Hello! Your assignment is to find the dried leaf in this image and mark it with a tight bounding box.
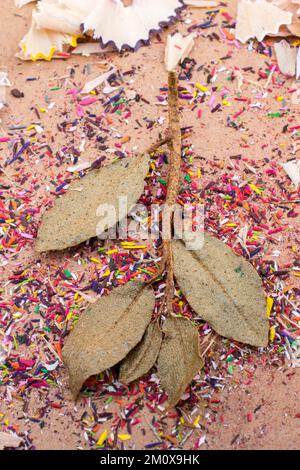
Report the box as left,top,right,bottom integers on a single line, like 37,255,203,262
235,0,292,43
172,233,269,347
157,317,204,407
274,40,297,76
0,431,22,450
36,154,149,252
63,282,155,397
119,322,163,384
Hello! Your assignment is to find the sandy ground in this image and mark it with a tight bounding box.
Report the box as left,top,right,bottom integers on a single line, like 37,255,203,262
0,0,299,450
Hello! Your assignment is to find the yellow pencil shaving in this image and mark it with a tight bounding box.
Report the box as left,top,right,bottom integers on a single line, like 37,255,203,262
249,183,263,195
96,430,108,446
66,311,73,321
193,416,201,427
106,249,118,255
269,326,276,342
266,297,274,317
196,83,208,93
122,245,146,249
118,433,131,441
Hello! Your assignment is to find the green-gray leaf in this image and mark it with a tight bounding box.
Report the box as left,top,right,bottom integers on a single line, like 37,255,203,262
172,233,269,347
157,316,204,407
119,322,163,384
36,154,149,251
63,282,155,398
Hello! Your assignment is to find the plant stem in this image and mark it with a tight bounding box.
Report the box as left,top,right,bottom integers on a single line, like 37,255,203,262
145,136,171,155
162,71,181,313
166,72,181,207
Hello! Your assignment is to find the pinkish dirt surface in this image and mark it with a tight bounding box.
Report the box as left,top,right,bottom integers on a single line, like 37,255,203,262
0,0,299,450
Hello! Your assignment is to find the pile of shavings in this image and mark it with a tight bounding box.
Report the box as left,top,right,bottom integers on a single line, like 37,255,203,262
15,0,224,61
235,0,300,43
16,0,185,60
235,0,300,78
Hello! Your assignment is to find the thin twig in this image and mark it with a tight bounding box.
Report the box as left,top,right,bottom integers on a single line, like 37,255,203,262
143,73,181,312
145,136,171,155
162,71,182,314
165,72,181,206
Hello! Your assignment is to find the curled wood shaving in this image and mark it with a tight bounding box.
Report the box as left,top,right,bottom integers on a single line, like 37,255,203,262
274,40,297,76
0,431,22,450
235,0,292,43
165,32,196,72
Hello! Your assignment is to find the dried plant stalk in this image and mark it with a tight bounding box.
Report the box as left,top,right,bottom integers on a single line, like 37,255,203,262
162,71,182,312
166,71,181,206
145,136,171,155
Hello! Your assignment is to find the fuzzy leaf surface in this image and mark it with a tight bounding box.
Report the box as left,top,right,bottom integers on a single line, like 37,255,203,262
119,322,163,384
172,233,269,347
157,316,203,407
63,282,154,397
36,154,149,251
